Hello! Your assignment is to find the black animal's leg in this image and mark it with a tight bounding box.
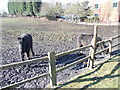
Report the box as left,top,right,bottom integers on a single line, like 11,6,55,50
26,51,30,60
30,39,35,57
31,49,35,57
21,52,25,61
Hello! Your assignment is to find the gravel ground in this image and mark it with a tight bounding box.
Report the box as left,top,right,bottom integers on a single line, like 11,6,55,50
0,17,119,88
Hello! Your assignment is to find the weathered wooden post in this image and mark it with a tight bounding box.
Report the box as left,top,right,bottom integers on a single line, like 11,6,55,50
48,51,57,88
88,25,98,69
109,37,112,58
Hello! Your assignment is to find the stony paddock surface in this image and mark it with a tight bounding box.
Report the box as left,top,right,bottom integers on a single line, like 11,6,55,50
0,17,119,88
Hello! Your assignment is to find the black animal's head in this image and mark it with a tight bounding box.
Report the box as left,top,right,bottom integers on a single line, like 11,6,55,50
18,36,22,44
18,36,21,40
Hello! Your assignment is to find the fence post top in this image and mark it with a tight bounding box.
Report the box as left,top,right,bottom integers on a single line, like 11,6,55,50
109,37,113,40
94,25,98,34
94,25,98,28
48,51,56,55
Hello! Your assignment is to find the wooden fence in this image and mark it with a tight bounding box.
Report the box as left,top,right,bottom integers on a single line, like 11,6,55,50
0,25,120,89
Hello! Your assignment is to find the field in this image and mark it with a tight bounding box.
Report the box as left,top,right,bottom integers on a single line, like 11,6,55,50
0,17,119,88
1,17,94,64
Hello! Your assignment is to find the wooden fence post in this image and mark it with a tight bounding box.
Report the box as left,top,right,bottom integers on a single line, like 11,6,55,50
109,37,112,58
88,25,98,69
48,51,57,88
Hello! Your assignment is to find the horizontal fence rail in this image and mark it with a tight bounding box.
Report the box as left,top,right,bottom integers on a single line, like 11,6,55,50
112,43,120,48
2,73,49,89
55,44,92,58
96,39,110,45
57,56,91,72
112,34,120,40
0,56,48,71
95,47,109,55
96,35,120,45
0,27,120,89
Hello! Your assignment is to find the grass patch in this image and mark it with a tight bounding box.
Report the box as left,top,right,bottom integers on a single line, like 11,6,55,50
57,55,120,89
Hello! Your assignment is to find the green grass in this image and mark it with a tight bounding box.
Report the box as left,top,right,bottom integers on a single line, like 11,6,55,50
56,55,120,89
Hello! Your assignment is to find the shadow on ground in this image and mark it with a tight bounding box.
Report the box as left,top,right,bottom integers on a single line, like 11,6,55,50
56,53,87,68
111,50,120,55
56,51,120,89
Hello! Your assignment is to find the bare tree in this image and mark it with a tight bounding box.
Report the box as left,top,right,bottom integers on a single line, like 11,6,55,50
54,2,64,16
40,2,53,17
40,2,64,19
64,1,92,19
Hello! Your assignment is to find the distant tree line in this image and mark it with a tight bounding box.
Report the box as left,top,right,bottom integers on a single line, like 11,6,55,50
7,0,93,21
41,1,92,20
8,0,42,17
